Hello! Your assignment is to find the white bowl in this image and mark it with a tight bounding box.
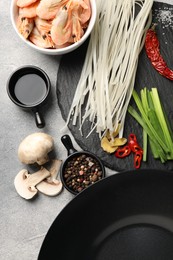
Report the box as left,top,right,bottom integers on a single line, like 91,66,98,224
10,0,96,55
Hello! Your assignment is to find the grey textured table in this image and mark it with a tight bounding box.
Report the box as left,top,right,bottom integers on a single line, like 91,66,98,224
0,1,171,259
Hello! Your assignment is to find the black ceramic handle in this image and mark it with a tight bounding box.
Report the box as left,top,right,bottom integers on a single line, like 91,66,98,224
61,135,77,156
34,111,45,128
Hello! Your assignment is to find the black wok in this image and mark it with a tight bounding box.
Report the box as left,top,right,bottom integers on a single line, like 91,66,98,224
38,169,173,259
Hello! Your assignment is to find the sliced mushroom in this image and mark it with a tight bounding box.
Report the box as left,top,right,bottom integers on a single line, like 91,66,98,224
18,132,54,165
36,159,63,196
14,167,50,199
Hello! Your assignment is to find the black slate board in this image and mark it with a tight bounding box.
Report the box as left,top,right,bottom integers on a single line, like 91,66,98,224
56,1,173,171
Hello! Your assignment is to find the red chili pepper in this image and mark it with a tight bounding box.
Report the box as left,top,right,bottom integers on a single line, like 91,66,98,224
128,133,137,143
130,143,143,154
128,134,143,153
145,24,173,80
115,145,131,158
115,134,143,169
134,151,143,169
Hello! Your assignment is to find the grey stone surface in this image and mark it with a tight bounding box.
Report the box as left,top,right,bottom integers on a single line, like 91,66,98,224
0,1,171,259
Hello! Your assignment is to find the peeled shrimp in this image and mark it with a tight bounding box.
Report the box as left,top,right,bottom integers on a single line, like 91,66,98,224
17,0,38,8
29,27,55,48
36,0,68,20
51,6,72,46
18,1,40,19
17,16,34,39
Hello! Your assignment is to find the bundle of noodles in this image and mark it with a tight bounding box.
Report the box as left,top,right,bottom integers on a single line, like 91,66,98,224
65,0,154,138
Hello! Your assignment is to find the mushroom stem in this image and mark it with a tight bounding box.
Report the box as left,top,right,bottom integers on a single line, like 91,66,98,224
26,167,51,187
36,159,63,196
47,159,62,183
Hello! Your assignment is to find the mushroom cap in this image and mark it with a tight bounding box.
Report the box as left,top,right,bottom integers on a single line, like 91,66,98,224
14,167,51,199
18,132,54,165
14,169,38,199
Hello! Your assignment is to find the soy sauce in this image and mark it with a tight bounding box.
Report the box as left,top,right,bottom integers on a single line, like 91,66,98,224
14,74,47,106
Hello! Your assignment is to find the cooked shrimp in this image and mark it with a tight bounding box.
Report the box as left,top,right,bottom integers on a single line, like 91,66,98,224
51,6,72,45
17,0,38,8
71,11,84,42
35,17,52,34
29,27,55,48
68,0,86,42
18,1,40,19
16,0,91,49
79,0,91,25
71,18,84,42
17,16,34,39
34,17,55,47
36,0,68,20
55,42,72,48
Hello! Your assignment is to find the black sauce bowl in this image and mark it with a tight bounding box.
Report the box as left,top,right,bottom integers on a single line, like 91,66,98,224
6,65,51,128
60,135,106,195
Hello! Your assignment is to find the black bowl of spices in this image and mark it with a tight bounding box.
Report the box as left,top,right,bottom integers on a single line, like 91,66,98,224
60,135,106,195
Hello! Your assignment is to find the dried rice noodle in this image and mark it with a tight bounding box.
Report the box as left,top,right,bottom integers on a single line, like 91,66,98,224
64,0,153,138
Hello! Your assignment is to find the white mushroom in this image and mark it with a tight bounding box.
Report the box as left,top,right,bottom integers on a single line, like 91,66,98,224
18,132,54,165
36,159,63,196
14,167,51,199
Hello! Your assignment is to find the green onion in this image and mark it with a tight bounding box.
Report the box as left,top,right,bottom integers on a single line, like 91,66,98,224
140,88,148,162
132,89,169,153
128,88,173,163
150,88,173,158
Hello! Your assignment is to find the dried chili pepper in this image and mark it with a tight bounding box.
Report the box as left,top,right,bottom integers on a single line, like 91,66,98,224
145,24,173,80
115,145,131,158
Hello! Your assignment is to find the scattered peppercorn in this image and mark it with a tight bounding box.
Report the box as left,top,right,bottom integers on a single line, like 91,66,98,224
63,154,103,193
